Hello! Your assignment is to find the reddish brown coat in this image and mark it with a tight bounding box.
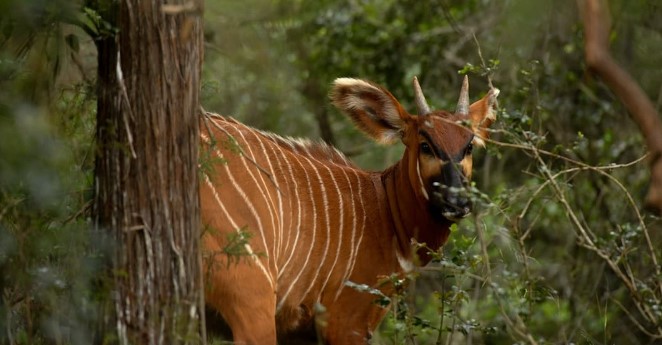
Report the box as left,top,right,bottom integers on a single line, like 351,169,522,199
201,77,499,344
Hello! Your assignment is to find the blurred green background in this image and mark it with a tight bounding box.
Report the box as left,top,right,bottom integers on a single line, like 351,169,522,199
1,0,661,343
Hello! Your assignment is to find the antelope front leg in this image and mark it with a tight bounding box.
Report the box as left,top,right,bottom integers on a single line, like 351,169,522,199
203,235,277,345
324,290,390,344
206,266,278,344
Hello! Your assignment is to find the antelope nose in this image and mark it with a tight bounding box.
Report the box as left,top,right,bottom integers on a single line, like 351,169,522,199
432,182,472,220
447,193,469,209
446,190,471,215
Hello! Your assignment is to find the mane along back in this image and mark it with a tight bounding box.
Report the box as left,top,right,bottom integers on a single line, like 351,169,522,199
204,112,356,168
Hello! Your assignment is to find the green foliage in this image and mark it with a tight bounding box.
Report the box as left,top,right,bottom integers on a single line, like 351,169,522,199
0,1,108,343
198,131,227,178
202,225,267,283
0,53,104,345
220,227,263,268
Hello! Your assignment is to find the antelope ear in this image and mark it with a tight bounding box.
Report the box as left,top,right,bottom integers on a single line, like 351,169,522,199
469,88,500,146
331,78,411,145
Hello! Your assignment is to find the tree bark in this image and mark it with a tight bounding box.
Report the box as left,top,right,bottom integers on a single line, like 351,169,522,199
93,0,205,343
581,0,662,215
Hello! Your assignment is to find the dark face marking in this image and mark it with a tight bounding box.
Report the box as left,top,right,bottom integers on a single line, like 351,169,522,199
419,130,449,161
412,113,476,221
419,130,474,162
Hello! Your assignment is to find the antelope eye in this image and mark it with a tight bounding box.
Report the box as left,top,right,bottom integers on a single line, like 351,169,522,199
466,143,473,156
420,142,433,155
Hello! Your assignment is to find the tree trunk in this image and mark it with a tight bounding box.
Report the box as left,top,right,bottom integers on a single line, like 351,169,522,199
581,0,662,215
302,78,337,146
93,0,205,343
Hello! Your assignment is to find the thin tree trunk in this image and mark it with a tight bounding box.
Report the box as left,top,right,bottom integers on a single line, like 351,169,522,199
93,0,205,343
581,0,662,215
302,78,336,145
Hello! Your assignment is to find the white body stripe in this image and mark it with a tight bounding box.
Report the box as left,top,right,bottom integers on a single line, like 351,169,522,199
292,154,331,304
343,170,367,284
273,143,301,279
200,137,274,288
207,124,276,273
315,160,344,297
277,151,305,278
250,130,285,267
334,167,358,300
233,128,279,273
276,154,318,311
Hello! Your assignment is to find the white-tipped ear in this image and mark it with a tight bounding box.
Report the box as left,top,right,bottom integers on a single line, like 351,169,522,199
469,87,500,145
331,78,410,144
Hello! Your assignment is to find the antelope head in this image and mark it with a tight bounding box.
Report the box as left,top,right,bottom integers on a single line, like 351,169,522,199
331,76,499,221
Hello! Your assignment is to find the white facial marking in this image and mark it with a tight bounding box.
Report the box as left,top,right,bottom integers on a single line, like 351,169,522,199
416,160,429,200
396,248,414,273
472,136,486,148
486,88,500,121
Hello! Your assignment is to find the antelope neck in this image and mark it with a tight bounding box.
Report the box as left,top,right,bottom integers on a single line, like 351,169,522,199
381,159,424,264
381,155,453,266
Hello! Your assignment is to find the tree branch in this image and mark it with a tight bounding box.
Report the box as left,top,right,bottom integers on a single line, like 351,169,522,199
580,0,662,214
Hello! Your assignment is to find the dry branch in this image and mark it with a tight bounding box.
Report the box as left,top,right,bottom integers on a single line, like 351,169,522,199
580,0,662,214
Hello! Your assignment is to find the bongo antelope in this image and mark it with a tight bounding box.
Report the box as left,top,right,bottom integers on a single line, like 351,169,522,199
200,76,499,344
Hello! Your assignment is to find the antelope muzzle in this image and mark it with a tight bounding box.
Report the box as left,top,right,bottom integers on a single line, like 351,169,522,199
431,163,472,221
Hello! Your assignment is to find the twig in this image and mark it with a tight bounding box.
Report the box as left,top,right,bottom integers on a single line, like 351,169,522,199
517,153,647,241
527,144,661,333
62,199,92,225
2,292,13,345
486,131,651,176
0,197,23,223
498,135,660,296
611,298,662,339
474,219,539,345
439,0,462,35
472,32,494,89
